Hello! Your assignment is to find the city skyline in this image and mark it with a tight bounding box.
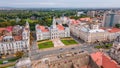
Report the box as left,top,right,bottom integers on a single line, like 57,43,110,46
0,0,120,8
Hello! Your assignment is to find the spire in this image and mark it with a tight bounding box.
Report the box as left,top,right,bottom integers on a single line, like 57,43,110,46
25,20,29,28
52,17,56,28
26,20,29,26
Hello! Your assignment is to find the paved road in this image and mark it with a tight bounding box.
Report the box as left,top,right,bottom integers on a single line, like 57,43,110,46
30,43,98,60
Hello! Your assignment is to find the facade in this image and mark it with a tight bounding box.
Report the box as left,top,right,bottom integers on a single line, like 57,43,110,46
87,11,96,18
70,19,120,43
103,13,120,27
0,22,30,55
105,28,120,41
70,20,107,43
36,17,70,41
109,35,120,64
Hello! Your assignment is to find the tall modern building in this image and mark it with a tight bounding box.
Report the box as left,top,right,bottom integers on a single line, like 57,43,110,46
103,13,120,27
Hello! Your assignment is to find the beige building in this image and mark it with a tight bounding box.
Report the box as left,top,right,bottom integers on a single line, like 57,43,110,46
70,20,107,43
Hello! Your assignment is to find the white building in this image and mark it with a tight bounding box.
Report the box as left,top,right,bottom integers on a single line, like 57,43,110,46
36,17,70,41
0,21,30,55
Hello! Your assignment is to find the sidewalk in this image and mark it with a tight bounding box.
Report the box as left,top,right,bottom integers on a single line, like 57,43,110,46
52,39,65,47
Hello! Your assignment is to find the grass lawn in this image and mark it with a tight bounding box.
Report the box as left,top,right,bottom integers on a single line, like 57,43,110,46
61,39,78,45
0,65,14,68
0,57,19,64
94,44,112,49
38,41,54,49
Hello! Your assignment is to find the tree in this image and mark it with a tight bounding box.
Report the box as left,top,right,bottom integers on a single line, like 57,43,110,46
115,24,120,28
15,51,24,58
30,32,34,46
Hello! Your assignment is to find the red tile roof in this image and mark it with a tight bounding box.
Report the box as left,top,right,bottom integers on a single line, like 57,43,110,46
80,17,91,21
6,26,13,32
37,25,49,32
90,52,103,66
102,53,120,68
108,28,120,33
0,28,6,33
71,19,80,25
57,24,64,31
91,52,120,68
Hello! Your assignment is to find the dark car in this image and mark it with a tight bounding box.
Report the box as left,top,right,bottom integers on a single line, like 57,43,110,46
71,48,75,49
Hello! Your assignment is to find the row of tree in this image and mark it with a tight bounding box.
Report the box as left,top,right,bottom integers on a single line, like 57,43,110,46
0,10,77,31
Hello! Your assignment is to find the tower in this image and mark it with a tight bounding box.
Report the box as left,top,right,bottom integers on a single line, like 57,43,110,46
25,20,30,28
52,17,56,28
22,21,30,40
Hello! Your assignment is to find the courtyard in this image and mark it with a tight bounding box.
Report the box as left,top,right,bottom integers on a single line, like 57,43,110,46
37,37,78,49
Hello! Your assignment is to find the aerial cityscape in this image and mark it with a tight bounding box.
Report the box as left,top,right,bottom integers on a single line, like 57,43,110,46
0,0,120,68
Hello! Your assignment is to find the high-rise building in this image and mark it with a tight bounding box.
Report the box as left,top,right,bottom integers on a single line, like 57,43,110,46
103,13,120,27
87,11,96,18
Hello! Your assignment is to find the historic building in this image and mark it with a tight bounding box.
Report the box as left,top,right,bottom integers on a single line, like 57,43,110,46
109,35,120,64
36,17,70,41
70,19,120,43
70,19,107,43
0,21,30,55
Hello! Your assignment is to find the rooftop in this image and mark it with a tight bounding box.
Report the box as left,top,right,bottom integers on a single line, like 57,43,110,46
79,17,91,21
37,25,49,32
107,28,120,33
57,24,64,31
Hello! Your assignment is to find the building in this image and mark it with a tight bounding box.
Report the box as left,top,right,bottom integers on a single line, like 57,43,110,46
36,17,70,41
77,11,84,17
103,13,120,27
87,11,96,18
70,18,120,43
32,51,99,68
109,35,120,64
70,20,107,43
79,17,91,22
0,21,30,55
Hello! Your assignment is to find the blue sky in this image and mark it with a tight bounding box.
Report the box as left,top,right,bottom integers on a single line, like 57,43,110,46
0,0,120,8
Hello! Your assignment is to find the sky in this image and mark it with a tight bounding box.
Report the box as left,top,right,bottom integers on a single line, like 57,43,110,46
0,0,120,8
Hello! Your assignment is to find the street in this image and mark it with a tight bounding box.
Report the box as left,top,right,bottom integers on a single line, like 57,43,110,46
30,43,98,60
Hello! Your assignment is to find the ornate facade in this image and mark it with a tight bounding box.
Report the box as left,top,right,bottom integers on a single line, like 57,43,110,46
0,21,30,55
36,17,70,41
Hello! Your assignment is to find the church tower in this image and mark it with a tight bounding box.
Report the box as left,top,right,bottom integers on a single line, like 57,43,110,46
22,21,30,40
52,17,56,28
